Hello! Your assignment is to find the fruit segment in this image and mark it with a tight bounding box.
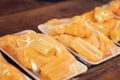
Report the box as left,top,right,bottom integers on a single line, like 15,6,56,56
17,47,56,70
107,0,120,16
94,7,114,22
45,19,69,36
97,32,115,57
55,34,75,47
84,33,100,49
29,39,56,57
70,37,103,62
40,56,79,80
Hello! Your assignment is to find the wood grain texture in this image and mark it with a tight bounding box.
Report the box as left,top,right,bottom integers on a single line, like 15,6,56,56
78,55,120,80
0,0,53,16
0,0,120,80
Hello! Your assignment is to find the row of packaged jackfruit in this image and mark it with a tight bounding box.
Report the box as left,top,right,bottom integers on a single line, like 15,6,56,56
0,0,120,80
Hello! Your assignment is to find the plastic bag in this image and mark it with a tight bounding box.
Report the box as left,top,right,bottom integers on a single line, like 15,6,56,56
0,32,87,80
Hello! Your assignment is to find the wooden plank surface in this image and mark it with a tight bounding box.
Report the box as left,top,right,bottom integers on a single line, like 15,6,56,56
0,0,53,16
0,0,120,80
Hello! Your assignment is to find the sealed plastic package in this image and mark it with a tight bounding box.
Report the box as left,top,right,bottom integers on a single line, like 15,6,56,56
0,31,87,80
38,0,120,66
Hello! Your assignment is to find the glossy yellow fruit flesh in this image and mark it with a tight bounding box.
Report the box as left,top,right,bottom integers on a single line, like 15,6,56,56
0,54,26,80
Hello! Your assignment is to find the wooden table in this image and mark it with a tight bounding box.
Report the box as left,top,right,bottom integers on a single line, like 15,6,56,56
0,0,120,80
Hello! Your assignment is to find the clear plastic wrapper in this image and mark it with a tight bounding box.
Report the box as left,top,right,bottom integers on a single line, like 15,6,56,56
0,52,30,80
38,23,120,66
38,0,120,66
0,30,87,80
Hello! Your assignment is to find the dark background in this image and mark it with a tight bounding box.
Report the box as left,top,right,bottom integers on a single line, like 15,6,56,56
0,0,111,16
